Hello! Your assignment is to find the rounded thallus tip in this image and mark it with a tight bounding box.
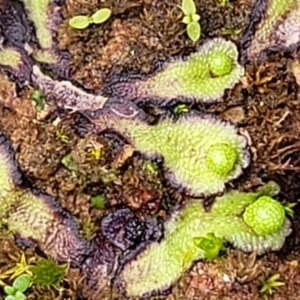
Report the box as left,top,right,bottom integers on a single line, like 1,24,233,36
206,143,238,176
243,196,286,236
209,52,233,77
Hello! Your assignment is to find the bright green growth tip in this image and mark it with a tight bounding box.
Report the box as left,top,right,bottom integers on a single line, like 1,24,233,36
180,0,201,41
206,143,238,176
209,52,233,76
243,196,286,236
194,232,224,260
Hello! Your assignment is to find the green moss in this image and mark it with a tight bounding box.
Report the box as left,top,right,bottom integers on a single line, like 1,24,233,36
119,182,291,298
133,38,244,102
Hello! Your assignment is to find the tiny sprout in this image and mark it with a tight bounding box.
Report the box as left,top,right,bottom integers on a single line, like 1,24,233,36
31,90,44,111
61,154,78,175
174,104,190,114
2,252,35,280
180,0,201,42
55,128,69,143
282,202,297,218
79,216,98,241
69,8,112,30
209,52,233,76
260,273,284,297
194,232,224,260
68,16,90,29
143,161,158,174
206,143,237,176
187,22,201,42
218,0,232,8
12,275,31,293
88,141,103,161
91,8,112,24
91,195,106,209
243,196,286,236
3,274,31,300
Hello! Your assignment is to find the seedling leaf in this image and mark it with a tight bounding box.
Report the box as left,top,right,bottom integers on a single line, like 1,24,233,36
187,21,201,42
181,0,196,15
91,8,112,24
69,16,90,29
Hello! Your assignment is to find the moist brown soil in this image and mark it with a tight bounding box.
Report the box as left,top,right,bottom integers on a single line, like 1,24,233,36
1,0,300,299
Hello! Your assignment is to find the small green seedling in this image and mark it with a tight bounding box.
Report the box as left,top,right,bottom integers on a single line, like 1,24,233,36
69,8,112,29
218,0,232,8
31,90,44,111
260,273,284,299
3,274,31,300
61,154,78,175
194,232,224,260
180,0,201,42
174,104,190,114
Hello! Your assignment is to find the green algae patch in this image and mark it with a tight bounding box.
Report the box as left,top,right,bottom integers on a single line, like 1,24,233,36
118,182,291,298
96,107,250,197
105,38,244,103
242,0,300,60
